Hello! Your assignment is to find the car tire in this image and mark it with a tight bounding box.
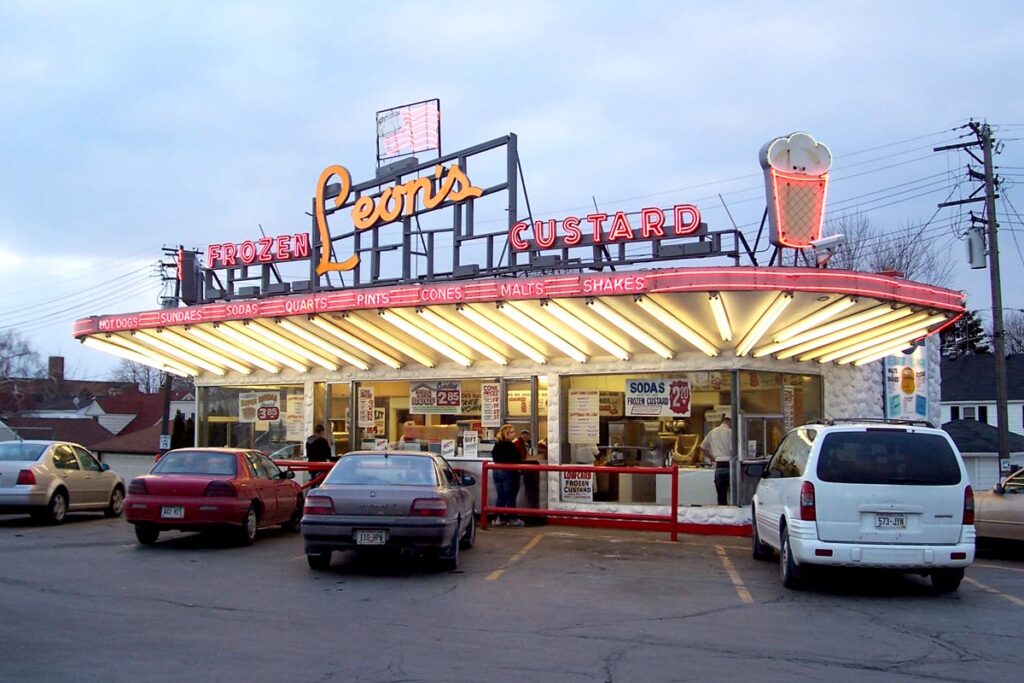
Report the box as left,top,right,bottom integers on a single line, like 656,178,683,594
307,551,332,570
135,524,159,545
438,519,461,571
104,486,125,518
751,508,771,561
780,527,804,590
460,515,476,550
931,568,964,593
45,490,68,525
281,495,303,533
238,505,258,546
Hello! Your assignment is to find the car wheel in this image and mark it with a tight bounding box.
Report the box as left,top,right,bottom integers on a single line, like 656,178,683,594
438,519,461,570
751,508,771,561
134,525,159,545
460,515,476,550
931,568,964,593
104,486,125,518
780,527,803,589
281,495,303,533
45,490,68,525
307,551,332,570
238,505,258,546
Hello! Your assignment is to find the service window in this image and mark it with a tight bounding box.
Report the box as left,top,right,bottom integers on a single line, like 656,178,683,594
52,445,80,470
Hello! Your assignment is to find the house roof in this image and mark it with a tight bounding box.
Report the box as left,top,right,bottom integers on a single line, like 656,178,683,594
941,419,1024,454
940,354,1024,402
3,417,114,449
87,392,191,434
91,423,162,456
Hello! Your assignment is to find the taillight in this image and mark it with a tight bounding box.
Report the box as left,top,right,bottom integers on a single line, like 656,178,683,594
799,481,816,521
128,478,148,495
16,469,36,486
203,481,237,497
963,485,974,525
410,498,447,517
304,496,335,516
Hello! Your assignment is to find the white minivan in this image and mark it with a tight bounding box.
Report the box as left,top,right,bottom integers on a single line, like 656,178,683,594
751,420,975,592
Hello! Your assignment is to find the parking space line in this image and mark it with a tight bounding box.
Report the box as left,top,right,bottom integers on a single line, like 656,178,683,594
487,533,543,582
973,563,1024,574
715,545,753,604
964,577,1024,608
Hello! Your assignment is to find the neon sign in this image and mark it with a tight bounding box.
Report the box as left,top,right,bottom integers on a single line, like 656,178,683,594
315,163,483,275
207,234,310,268
510,204,701,251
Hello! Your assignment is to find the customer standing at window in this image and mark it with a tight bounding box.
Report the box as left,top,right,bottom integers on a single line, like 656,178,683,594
491,424,525,527
305,424,332,487
700,416,732,505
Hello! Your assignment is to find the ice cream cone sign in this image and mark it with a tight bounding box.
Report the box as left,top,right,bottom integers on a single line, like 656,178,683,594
760,132,833,249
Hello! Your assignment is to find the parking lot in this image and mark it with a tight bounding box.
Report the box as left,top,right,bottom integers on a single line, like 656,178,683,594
1,512,1022,683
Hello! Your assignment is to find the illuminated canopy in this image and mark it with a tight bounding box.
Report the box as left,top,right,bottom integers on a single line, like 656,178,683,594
74,266,964,378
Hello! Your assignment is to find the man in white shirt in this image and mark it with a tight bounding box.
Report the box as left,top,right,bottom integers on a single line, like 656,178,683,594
700,416,732,505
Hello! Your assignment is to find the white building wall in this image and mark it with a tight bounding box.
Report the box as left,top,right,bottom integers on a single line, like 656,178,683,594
940,401,1024,435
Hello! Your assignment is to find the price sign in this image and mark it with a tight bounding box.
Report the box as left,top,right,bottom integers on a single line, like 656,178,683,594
257,406,280,421
668,380,691,416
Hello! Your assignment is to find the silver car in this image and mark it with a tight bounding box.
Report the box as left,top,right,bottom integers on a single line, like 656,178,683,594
301,451,476,570
0,440,126,523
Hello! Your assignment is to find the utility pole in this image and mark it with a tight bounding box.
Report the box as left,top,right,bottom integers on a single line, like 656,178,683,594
936,121,1008,474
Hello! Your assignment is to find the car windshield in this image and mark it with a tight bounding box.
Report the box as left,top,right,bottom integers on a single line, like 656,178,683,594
0,442,47,462
152,451,238,476
816,431,961,485
325,454,437,486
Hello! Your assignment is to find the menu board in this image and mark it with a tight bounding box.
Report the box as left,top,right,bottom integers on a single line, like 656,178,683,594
285,394,305,441
481,383,501,427
410,381,463,415
568,389,600,444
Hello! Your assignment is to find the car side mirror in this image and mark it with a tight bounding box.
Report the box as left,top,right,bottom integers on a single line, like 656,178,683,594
102,463,110,471
281,470,296,480
461,474,477,487
993,483,1005,495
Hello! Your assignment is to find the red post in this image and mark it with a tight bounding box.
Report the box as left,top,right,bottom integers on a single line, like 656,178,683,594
480,461,489,530
670,464,679,542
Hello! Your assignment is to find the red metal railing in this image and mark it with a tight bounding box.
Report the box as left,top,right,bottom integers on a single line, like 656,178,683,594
273,460,335,491
481,462,679,541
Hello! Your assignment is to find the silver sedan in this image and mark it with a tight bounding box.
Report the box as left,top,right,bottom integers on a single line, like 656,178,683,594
0,440,125,523
301,451,476,570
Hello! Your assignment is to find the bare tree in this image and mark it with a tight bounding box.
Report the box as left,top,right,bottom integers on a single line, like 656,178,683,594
0,331,43,380
823,213,955,287
111,359,163,393
1000,311,1024,355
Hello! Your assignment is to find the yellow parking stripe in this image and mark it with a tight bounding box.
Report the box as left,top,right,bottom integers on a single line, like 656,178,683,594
487,533,543,582
964,577,1024,608
716,545,753,603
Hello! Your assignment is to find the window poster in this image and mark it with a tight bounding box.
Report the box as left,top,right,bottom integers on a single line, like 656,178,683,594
481,383,501,427
410,381,463,415
568,389,600,444
560,470,594,502
624,378,692,417
358,387,376,427
884,342,928,420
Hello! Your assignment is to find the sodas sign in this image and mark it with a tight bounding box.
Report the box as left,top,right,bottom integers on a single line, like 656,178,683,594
625,378,692,418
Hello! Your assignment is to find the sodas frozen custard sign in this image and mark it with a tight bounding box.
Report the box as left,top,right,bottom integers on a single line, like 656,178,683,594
760,132,832,248
625,378,692,417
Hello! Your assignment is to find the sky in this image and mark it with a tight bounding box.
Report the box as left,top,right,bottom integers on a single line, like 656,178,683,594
2,1,1023,380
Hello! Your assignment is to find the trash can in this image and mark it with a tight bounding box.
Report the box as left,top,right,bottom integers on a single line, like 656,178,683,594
738,458,770,506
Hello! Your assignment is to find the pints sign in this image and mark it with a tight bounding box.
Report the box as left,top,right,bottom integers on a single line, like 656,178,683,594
315,163,483,275
510,205,701,252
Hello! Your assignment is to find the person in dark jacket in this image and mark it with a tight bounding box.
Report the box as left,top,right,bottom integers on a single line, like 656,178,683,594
305,424,331,487
490,424,524,527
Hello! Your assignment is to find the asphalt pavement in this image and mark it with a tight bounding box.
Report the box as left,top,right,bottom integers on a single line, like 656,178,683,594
1,512,1022,683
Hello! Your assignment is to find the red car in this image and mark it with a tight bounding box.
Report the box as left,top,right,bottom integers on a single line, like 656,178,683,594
125,448,304,546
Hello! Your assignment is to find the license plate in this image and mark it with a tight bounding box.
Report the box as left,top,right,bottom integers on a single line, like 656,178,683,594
355,529,387,545
161,506,185,519
875,513,906,529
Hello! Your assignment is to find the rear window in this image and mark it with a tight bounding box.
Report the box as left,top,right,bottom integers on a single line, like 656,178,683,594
152,451,238,476
816,431,962,485
326,454,437,486
0,442,47,462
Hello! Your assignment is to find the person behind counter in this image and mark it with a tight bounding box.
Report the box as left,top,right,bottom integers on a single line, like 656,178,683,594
491,424,525,527
700,416,732,505
514,429,531,459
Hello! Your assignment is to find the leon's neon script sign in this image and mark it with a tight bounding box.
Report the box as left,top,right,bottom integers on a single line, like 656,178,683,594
315,163,483,275
510,204,701,251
